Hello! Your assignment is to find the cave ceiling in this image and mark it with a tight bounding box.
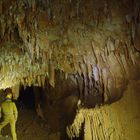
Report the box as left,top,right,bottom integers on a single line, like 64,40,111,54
0,0,140,104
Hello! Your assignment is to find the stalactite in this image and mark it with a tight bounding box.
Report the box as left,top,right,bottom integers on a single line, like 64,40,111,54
106,37,115,55
0,15,6,38
28,76,32,87
103,2,112,23
92,65,100,83
76,0,80,19
37,75,41,86
20,77,25,87
31,37,36,60
47,0,52,21
101,68,109,102
75,74,84,100
49,61,55,87
91,41,101,64
0,1,2,15
36,44,40,60
31,0,36,12
86,63,93,91
115,54,126,75
120,54,128,76
131,21,136,45
80,62,88,99
77,62,82,76
41,75,46,88
129,50,136,65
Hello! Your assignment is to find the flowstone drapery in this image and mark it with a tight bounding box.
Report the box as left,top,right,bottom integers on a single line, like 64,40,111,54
67,105,122,140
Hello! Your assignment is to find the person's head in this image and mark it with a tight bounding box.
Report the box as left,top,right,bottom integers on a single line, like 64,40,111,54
5,88,13,99
6,93,13,99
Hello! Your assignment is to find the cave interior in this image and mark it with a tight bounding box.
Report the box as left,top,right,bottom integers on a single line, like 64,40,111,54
0,0,140,140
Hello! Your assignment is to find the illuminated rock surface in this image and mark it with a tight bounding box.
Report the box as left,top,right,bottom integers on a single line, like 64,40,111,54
0,0,140,139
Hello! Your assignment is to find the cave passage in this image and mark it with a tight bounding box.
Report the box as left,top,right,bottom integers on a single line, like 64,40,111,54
18,86,35,110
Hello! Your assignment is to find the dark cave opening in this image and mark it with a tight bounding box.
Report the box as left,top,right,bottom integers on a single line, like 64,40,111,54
14,86,50,140
17,86,35,110
17,85,46,120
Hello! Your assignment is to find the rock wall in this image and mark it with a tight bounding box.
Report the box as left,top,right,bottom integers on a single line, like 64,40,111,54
67,80,140,140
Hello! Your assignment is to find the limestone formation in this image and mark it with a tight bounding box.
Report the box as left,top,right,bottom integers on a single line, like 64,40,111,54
0,0,140,140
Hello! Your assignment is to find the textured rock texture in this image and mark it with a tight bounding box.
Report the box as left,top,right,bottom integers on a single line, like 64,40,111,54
0,0,140,139
0,0,139,94
67,80,140,140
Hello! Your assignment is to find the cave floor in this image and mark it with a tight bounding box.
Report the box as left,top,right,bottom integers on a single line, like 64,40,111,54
2,105,60,140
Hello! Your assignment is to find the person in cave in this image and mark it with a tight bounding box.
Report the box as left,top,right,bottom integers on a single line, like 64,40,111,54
0,88,18,140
